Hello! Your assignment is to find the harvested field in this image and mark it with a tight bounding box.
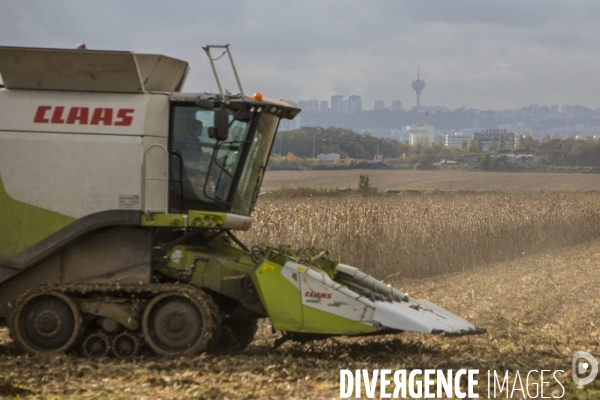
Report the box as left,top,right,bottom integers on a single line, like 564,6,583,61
0,239,599,399
261,169,600,192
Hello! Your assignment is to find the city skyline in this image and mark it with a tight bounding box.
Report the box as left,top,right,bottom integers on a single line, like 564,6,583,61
296,92,596,114
279,98,600,142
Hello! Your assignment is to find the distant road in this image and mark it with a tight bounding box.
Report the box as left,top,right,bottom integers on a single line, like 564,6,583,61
261,169,600,191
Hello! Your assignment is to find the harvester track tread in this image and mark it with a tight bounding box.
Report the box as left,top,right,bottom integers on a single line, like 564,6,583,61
9,283,222,357
9,288,83,355
142,288,221,356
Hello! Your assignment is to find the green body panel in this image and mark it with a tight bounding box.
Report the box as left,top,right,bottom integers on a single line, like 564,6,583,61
0,176,75,262
141,211,226,229
300,306,377,335
79,300,139,331
252,261,304,331
263,246,338,279
160,239,265,314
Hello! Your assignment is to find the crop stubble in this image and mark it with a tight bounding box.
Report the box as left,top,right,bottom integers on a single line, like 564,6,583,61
262,169,600,192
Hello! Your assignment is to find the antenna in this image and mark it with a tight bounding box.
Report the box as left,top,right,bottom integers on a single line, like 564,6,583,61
202,44,245,100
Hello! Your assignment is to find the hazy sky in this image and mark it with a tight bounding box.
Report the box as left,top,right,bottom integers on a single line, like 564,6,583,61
2,1,600,110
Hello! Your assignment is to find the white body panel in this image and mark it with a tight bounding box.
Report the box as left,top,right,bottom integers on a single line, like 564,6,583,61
371,299,477,334
282,261,479,335
0,47,189,93
0,89,167,136
0,88,169,218
281,262,375,324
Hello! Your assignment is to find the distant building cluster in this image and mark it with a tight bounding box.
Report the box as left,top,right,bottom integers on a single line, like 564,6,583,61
296,95,404,115
295,71,448,116
333,95,363,114
317,153,340,163
297,100,328,112
445,129,516,152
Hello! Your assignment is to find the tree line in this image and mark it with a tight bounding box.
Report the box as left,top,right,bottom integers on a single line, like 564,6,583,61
273,126,600,166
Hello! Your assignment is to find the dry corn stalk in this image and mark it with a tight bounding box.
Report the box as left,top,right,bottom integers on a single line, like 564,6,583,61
239,191,600,279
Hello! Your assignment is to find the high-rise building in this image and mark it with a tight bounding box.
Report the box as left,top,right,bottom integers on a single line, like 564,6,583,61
411,69,426,108
445,132,471,148
348,95,362,114
297,100,325,112
331,95,343,113
392,100,403,111
472,129,515,152
319,100,329,111
573,105,592,120
342,99,350,114
374,100,385,110
408,124,435,146
298,100,309,111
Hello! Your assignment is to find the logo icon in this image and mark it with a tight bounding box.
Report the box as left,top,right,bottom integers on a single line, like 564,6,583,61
572,351,598,386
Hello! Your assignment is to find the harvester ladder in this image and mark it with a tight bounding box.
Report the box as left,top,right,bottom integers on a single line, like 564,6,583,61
202,44,244,100
143,144,169,213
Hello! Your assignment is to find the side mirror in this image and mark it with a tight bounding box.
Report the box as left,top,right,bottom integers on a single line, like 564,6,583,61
210,105,229,141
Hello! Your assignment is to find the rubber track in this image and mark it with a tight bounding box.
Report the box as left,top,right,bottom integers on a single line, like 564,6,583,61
10,283,223,356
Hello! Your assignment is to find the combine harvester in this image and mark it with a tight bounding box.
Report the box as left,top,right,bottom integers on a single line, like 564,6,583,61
0,45,483,357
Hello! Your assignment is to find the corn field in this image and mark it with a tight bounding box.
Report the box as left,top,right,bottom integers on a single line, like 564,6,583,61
238,191,600,279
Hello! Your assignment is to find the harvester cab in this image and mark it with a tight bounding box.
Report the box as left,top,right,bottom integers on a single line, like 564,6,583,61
0,45,482,357
168,44,292,218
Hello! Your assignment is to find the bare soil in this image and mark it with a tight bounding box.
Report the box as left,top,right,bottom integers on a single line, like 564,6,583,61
1,238,599,399
262,169,600,192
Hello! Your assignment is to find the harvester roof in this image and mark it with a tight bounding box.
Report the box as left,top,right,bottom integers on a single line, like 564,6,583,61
0,46,189,93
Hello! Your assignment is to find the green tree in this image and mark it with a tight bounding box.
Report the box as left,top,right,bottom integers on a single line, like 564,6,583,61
489,136,499,152
461,139,468,152
517,134,525,150
479,154,492,170
509,136,515,151
468,139,478,153
358,174,374,192
517,135,538,153
415,159,433,170
499,134,505,150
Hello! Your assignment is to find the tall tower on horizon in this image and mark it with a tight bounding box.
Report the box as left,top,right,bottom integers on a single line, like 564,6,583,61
411,69,426,108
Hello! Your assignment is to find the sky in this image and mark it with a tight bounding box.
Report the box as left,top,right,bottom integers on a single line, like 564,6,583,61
1,0,600,111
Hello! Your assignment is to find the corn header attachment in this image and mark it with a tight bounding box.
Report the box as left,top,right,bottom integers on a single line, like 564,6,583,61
248,246,484,346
